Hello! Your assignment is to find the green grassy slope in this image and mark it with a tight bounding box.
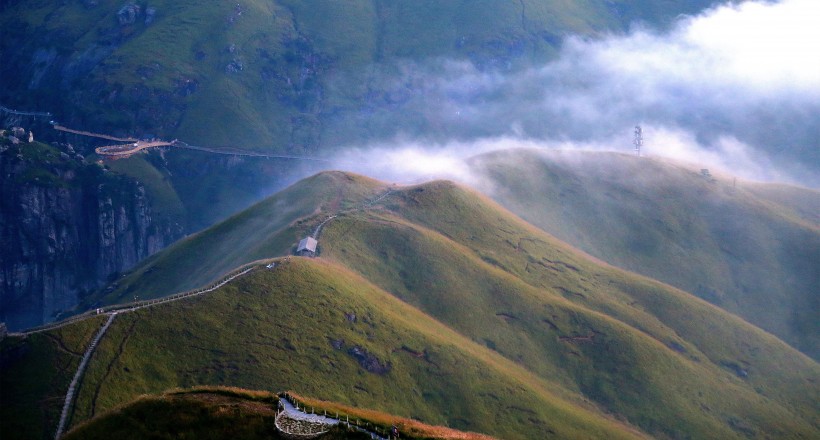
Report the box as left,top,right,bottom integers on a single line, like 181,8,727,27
9,259,647,440
63,389,290,440
467,149,820,359
1,0,717,149
64,387,494,440
106,154,186,225
316,180,819,439
84,171,384,307
43,170,820,439
0,1,725,311
0,317,105,440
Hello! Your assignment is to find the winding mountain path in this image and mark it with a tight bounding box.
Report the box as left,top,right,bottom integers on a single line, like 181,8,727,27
0,105,52,118
54,313,117,440
1,102,337,161
305,186,395,255
312,215,338,239
15,266,255,337
94,140,174,157
14,183,399,439
53,125,137,143
24,266,256,439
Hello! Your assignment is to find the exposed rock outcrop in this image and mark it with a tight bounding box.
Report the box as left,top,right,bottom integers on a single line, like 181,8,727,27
0,140,182,330
144,7,157,25
117,3,141,26
347,345,391,375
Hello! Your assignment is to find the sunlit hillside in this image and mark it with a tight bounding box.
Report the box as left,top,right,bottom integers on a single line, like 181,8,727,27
469,149,820,359
3,171,816,440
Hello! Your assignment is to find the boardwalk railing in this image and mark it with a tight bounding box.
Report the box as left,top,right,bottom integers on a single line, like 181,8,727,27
54,313,117,440
14,262,263,336
94,140,174,157
0,105,52,118
41,262,264,439
99,265,256,314
278,393,389,440
53,125,137,142
174,140,335,161
1,102,344,161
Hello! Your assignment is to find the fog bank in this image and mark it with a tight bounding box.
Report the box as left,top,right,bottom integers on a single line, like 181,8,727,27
325,0,820,188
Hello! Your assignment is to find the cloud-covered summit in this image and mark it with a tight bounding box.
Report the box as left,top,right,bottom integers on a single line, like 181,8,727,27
329,0,820,187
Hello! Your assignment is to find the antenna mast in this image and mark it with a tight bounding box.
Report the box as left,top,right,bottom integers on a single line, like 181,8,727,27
633,125,643,157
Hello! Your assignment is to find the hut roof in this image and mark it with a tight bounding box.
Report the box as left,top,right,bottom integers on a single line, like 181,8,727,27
297,236,318,253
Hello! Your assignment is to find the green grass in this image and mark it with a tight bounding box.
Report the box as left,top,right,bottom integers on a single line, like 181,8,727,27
0,317,105,440
314,180,818,439
66,259,643,440
106,154,186,223
64,390,285,440
5,142,77,188
6,170,818,440
2,0,717,149
64,386,492,440
83,171,385,307
467,149,820,359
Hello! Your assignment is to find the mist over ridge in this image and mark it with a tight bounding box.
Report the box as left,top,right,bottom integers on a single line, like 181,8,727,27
321,0,819,188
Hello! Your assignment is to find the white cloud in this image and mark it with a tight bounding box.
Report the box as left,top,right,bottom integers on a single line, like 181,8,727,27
681,0,820,93
577,0,820,99
325,0,820,187
333,138,528,187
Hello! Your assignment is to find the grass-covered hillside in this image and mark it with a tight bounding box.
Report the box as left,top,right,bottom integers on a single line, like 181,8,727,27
1,0,716,150
3,258,647,440
85,171,386,307
0,139,183,331
63,387,493,440
4,171,817,440
468,149,820,359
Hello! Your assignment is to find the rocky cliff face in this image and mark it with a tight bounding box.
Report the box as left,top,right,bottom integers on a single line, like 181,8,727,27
0,139,182,330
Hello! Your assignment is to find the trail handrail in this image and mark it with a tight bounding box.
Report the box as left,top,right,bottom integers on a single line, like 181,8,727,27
52,125,138,142
14,185,397,337
54,313,117,440
0,105,52,117
278,393,388,440
14,262,264,336
2,102,341,161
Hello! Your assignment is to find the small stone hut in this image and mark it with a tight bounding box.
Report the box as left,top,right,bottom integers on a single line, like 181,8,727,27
296,236,318,256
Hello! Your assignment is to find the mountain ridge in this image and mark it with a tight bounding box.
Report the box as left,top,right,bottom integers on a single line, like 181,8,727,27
63,387,498,440
469,148,820,359
4,169,816,440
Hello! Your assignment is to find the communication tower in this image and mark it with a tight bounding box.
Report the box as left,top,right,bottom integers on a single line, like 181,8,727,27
633,125,643,156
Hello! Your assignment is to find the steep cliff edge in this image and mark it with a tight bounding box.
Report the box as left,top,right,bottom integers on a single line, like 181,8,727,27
0,139,182,330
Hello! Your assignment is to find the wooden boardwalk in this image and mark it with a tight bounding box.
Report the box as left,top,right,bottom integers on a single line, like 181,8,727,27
95,140,174,157
53,125,138,143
